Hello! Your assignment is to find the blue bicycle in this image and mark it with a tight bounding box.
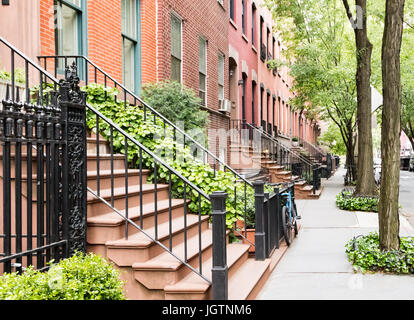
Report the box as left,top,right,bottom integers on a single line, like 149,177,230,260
280,183,300,246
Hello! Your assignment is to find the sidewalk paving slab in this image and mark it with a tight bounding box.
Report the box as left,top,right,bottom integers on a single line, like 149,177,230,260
258,167,414,300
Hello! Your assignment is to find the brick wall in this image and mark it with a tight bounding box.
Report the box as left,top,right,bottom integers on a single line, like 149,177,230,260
141,0,157,84
40,0,123,83
154,0,229,112
87,1,122,82
147,0,231,160
40,0,54,57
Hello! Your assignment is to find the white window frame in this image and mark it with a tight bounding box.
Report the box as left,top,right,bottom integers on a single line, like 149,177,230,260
199,35,208,106
218,52,225,102
171,11,183,83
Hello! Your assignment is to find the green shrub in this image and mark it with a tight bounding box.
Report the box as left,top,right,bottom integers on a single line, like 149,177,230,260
0,252,125,300
0,68,26,84
82,84,254,229
141,80,209,134
345,232,414,274
336,190,378,212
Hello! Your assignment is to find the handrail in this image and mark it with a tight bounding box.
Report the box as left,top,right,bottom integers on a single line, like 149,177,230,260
37,54,253,189
0,37,217,282
86,102,211,200
243,121,314,166
87,187,211,284
298,136,325,160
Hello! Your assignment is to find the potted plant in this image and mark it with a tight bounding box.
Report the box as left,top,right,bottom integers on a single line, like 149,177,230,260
292,136,299,147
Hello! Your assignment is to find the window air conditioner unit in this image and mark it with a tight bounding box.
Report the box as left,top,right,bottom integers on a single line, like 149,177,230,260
219,99,232,112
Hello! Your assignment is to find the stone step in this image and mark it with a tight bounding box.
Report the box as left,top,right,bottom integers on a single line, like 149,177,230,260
87,184,170,217
164,243,251,300
87,198,188,244
228,257,271,300
133,229,214,290
105,214,210,266
87,169,150,190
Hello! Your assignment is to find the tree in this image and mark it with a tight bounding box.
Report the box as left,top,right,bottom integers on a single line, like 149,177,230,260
401,1,414,151
319,123,348,156
342,0,377,196
379,0,405,251
266,0,358,181
402,88,414,151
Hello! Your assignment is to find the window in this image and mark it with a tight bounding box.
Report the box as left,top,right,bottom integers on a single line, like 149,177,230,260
242,0,246,34
199,36,207,106
218,53,225,102
260,16,264,45
252,81,256,125
251,4,256,46
122,0,139,91
260,17,266,62
55,0,84,69
241,74,247,121
171,13,182,82
260,85,264,127
273,95,276,131
267,27,270,59
230,0,235,21
266,90,270,132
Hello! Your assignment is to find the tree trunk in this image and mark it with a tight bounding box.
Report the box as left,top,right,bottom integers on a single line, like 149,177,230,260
344,127,356,184
379,0,405,251
342,0,377,196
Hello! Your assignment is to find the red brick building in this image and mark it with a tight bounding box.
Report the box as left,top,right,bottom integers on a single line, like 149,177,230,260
0,0,319,157
141,0,231,161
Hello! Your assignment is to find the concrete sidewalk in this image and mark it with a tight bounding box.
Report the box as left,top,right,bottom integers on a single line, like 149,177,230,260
257,167,414,300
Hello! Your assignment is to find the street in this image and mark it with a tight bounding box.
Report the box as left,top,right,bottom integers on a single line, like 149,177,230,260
400,170,414,227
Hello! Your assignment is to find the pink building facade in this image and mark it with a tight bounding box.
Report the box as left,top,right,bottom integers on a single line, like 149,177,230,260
228,0,258,125
228,0,319,145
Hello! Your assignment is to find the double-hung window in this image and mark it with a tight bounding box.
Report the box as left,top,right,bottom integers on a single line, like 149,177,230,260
230,0,235,21
199,36,207,106
171,13,182,82
55,0,84,70
251,4,256,46
218,52,225,102
122,0,139,92
241,0,246,35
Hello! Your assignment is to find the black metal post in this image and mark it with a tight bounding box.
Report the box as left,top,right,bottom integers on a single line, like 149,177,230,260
264,192,270,258
274,187,281,249
59,63,87,256
312,165,318,194
253,181,266,261
211,191,228,300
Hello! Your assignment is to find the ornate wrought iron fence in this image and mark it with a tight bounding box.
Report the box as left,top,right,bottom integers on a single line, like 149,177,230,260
0,37,87,274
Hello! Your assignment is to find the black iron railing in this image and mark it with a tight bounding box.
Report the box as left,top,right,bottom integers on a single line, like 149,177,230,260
298,136,325,163
38,55,256,246
34,54,264,299
230,120,317,189
253,181,294,260
0,37,88,274
38,55,253,186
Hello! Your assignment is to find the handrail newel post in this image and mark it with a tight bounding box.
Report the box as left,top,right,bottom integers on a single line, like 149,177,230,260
274,187,281,249
253,181,266,261
59,63,88,256
211,191,228,300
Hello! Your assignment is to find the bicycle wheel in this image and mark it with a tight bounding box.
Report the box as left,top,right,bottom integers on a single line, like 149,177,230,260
292,203,298,236
282,206,292,246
